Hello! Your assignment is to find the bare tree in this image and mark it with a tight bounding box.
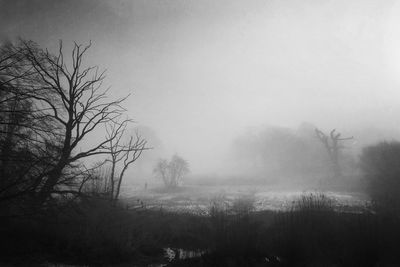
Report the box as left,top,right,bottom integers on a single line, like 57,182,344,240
315,128,353,178
105,120,147,201
13,40,132,202
154,154,190,189
154,159,169,187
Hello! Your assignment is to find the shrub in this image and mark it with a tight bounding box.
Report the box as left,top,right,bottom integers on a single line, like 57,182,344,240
360,141,400,214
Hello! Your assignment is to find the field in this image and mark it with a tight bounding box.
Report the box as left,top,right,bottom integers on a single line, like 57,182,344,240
121,183,370,214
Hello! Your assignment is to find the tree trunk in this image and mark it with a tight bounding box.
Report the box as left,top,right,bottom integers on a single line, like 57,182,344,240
38,123,72,203
37,166,63,202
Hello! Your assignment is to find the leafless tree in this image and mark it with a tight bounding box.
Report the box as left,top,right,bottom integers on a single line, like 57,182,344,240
154,154,190,188
7,40,132,202
154,159,169,188
105,120,147,201
1,39,147,208
315,128,353,178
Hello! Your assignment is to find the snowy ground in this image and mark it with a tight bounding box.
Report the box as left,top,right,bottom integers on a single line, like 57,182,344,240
121,184,369,214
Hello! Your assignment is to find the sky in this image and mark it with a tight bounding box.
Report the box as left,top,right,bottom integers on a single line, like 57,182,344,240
1,0,400,174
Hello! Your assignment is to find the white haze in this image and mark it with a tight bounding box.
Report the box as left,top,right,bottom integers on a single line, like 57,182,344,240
2,0,400,176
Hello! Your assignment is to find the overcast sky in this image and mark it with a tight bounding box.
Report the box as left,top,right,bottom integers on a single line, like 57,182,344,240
2,0,400,173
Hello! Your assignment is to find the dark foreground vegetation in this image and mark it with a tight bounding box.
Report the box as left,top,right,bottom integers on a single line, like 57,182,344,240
1,193,400,266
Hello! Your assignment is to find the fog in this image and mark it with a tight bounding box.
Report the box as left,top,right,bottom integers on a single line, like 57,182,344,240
5,1,400,265
2,0,400,177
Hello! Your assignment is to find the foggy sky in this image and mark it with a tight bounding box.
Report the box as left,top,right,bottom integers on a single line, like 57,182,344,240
2,0,400,174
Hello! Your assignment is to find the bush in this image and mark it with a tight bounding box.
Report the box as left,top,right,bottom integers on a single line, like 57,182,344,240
271,193,384,266
360,141,400,214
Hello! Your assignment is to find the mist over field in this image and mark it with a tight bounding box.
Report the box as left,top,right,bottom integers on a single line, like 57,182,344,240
3,0,400,179
2,0,400,266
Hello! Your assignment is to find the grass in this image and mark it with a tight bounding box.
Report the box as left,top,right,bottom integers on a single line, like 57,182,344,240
173,193,400,266
1,193,400,266
269,193,399,266
0,198,209,266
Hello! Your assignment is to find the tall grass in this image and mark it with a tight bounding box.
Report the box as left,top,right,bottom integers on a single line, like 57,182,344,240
270,193,400,266
208,195,266,262
2,192,400,266
1,199,152,265
0,197,214,265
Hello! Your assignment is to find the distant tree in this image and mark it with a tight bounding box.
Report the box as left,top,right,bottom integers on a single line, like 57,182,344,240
232,125,329,179
360,141,400,214
315,128,353,178
130,125,165,178
154,154,189,188
233,127,305,173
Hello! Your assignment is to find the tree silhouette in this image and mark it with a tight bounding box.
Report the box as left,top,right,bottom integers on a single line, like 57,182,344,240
315,128,353,178
154,154,189,188
0,40,139,204
105,120,147,201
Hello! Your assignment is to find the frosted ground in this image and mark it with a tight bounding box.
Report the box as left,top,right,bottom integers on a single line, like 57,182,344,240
121,184,369,214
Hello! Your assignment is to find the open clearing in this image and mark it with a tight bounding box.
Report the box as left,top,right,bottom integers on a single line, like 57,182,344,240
121,184,369,214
